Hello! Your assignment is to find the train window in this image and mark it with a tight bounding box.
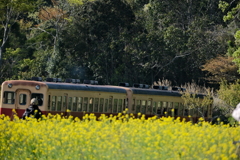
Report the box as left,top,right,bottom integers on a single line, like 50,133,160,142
168,102,173,115
63,96,67,111
174,102,179,116
113,99,118,113
152,102,157,114
72,97,77,111
123,99,126,111
189,108,194,116
132,99,135,112
104,99,108,112
163,102,167,114
199,107,204,117
99,98,104,112
198,108,201,116
109,97,113,113
136,100,141,113
89,97,94,112
147,100,152,114
19,94,27,105
68,97,72,111
83,97,88,112
193,108,198,116
118,99,123,113
184,109,189,116
204,106,208,117
178,103,184,116
48,95,51,110
208,105,212,117
94,98,99,112
31,93,43,106
52,96,56,111
124,98,128,109
3,92,15,104
77,97,83,111
157,102,162,114
141,100,146,114
57,96,62,111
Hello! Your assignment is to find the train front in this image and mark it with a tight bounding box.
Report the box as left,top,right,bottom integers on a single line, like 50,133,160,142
0,80,47,118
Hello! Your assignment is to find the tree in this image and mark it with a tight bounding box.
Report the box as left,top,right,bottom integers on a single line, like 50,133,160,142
130,0,227,85
219,0,240,71
60,0,136,84
0,0,39,66
27,0,73,78
218,79,240,108
22,0,95,79
201,55,240,83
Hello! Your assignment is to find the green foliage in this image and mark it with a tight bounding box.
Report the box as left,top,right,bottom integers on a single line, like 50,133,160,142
219,1,240,72
219,1,240,22
0,0,36,16
67,0,95,5
232,31,240,72
218,79,240,107
219,1,229,12
17,50,50,79
0,48,22,80
3,48,21,60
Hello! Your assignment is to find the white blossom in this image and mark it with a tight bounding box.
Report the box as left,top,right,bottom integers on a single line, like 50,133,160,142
232,103,240,121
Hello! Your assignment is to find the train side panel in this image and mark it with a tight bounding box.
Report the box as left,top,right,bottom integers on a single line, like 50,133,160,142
130,88,211,122
45,88,129,118
0,80,213,122
130,90,183,118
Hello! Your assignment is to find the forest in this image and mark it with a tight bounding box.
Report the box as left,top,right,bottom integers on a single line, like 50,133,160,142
0,0,240,113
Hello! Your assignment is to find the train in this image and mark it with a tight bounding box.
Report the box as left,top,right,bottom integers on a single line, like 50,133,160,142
0,77,213,121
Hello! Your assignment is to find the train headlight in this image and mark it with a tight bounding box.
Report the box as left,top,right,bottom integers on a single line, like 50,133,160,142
8,83,12,88
35,85,40,90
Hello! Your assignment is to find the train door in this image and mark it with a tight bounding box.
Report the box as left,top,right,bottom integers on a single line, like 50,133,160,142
15,89,31,118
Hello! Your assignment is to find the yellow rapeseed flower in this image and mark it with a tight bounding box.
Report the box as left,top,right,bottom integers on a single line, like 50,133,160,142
0,113,239,159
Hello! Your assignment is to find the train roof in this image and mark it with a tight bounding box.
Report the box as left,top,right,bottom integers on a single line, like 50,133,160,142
130,87,205,98
130,88,182,97
2,80,128,93
44,82,128,93
46,82,206,98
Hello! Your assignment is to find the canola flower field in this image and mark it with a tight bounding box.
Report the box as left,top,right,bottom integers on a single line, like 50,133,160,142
0,111,240,160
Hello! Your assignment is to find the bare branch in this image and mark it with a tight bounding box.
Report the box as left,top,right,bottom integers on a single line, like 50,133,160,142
29,27,55,38
152,50,197,78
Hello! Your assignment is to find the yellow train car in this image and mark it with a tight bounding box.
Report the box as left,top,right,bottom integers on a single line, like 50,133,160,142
0,78,212,121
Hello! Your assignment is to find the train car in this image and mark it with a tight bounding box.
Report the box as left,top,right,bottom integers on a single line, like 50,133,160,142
0,78,212,121
129,86,212,121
